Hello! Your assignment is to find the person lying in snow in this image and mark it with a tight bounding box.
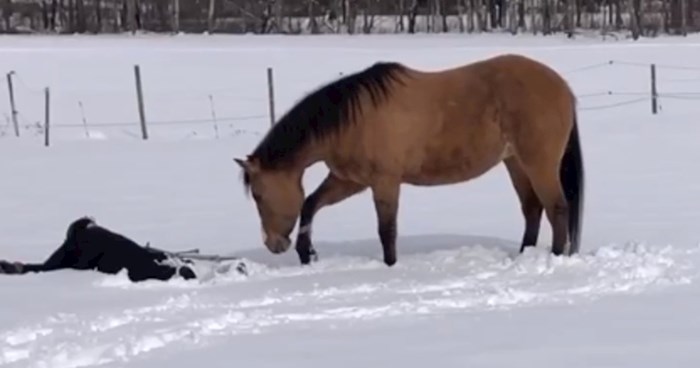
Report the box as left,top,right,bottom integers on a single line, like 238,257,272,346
0,216,246,282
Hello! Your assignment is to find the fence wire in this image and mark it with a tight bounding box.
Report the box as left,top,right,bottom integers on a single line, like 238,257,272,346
567,60,700,73
3,59,700,143
45,114,268,129
579,97,650,111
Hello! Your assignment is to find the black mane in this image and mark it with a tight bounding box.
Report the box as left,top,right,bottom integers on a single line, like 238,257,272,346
247,61,409,174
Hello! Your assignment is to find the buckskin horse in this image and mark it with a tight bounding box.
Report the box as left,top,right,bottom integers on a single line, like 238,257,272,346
234,54,584,267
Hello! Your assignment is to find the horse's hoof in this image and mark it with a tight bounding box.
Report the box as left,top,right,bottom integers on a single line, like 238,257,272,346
384,256,397,267
298,248,318,266
298,252,311,265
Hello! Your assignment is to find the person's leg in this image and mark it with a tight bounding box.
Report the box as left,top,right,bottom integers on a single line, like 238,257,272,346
126,261,176,282
122,252,197,282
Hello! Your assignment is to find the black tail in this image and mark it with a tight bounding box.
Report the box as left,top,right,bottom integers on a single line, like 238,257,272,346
559,109,585,255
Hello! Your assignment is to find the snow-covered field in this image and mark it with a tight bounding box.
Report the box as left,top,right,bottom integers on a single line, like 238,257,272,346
2,32,700,367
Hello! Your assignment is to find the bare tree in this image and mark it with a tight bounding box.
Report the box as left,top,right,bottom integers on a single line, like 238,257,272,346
172,0,179,33
1,0,700,38
207,0,216,32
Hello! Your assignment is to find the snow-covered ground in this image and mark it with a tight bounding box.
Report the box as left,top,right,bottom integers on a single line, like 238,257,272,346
2,33,700,367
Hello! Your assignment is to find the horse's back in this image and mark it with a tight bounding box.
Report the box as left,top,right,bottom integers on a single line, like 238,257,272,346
327,54,575,185
408,55,573,177
461,53,574,103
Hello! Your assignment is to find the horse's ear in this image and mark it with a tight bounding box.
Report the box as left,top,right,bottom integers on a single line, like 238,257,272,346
234,157,260,174
234,158,247,169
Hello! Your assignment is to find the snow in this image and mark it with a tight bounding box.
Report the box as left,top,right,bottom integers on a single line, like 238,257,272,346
2,33,700,367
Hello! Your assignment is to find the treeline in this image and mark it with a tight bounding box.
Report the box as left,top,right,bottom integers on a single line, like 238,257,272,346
0,0,696,39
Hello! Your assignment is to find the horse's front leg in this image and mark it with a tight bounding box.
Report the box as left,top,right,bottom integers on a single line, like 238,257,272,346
371,181,401,266
295,173,367,265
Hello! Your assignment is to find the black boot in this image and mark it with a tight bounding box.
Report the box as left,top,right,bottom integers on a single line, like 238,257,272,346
178,265,196,280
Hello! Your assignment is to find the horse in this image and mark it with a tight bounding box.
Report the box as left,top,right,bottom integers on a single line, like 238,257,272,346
234,53,585,267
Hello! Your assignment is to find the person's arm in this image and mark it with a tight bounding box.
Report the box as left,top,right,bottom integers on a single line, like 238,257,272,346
19,263,49,273
2,218,99,275
0,242,76,274
41,244,73,270
21,241,80,273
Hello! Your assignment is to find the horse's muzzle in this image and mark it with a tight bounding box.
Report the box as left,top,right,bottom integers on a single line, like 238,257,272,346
264,234,292,254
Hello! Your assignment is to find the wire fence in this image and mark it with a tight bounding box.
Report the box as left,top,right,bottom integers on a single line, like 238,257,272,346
1,58,699,146
0,62,282,143
565,59,700,112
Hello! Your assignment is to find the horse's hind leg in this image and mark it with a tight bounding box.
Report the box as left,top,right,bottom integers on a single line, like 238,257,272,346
504,157,543,253
295,172,367,265
521,162,570,256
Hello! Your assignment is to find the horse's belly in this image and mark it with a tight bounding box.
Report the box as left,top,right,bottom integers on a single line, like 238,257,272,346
403,146,507,186
403,166,497,186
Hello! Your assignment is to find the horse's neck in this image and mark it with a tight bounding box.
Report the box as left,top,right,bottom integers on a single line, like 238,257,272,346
297,140,330,169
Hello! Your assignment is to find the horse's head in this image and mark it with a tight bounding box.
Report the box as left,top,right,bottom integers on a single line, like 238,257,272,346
235,156,303,254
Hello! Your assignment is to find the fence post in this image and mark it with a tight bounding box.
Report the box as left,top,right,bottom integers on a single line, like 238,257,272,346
134,65,149,140
208,94,219,139
44,87,50,147
650,63,657,114
267,67,276,127
6,71,19,137
78,101,90,138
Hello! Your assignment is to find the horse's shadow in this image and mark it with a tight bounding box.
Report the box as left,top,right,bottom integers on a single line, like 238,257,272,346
234,233,521,268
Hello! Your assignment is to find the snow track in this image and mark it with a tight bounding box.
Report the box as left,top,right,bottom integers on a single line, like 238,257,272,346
2,241,697,368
